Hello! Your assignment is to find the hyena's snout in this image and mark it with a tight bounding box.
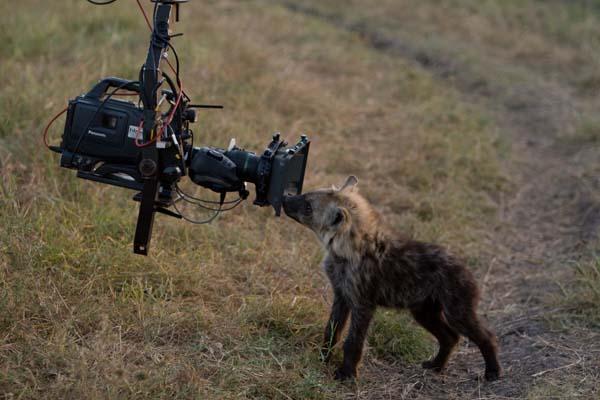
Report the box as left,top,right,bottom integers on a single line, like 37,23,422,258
282,195,305,222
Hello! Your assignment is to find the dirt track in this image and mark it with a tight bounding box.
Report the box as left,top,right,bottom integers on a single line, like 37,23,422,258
281,2,600,398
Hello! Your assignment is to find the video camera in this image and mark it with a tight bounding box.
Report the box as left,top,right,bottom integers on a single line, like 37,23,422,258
48,0,310,255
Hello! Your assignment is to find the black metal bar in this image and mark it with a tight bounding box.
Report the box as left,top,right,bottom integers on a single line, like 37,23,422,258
189,104,224,109
77,171,144,191
133,3,174,255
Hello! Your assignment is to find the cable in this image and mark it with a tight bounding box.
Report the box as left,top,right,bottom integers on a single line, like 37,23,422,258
42,107,68,149
135,0,185,149
86,0,117,5
172,191,245,223
172,196,222,225
191,198,243,212
134,74,180,148
133,119,158,148
159,72,180,118
167,125,186,165
136,0,181,81
175,184,243,205
156,79,183,139
178,192,244,212
162,40,181,86
135,0,153,31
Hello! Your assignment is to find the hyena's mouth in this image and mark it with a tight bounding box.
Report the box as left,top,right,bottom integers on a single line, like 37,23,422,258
282,205,302,223
282,195,303,223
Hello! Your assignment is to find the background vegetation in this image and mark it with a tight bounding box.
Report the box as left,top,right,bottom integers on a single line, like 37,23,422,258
1,0,598,398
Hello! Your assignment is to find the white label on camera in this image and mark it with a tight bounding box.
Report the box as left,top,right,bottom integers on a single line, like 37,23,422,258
128,125,142,139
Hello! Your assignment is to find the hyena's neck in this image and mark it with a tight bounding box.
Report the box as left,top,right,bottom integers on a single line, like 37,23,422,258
323,224,387,264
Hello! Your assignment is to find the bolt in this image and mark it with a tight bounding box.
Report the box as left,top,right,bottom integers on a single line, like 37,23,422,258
139,159,157,177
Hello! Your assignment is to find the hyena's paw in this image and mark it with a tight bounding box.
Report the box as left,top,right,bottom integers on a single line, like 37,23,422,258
334,366,357,381
484,368,501,382
421,360,445,373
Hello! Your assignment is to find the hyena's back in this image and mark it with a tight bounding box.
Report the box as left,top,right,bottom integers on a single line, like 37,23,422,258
374,240,481,309
374,239,500,381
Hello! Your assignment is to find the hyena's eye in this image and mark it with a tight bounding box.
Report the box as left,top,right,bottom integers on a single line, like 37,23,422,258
332,209,343,225
303,202,313,216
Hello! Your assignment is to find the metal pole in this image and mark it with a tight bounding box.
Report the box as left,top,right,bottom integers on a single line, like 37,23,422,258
133,3,173,255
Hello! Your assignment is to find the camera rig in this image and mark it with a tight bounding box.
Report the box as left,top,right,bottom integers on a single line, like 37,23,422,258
47,0,310,255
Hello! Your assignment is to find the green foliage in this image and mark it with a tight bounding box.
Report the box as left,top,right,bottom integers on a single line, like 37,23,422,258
369,310,433,364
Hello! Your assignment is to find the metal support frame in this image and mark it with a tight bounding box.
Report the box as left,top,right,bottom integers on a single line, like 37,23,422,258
133,3,174,255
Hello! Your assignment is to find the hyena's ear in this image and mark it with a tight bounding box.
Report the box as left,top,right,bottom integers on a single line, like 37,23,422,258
340,175,358,192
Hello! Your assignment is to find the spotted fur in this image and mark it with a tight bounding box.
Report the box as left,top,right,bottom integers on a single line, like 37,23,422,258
282,176,501,381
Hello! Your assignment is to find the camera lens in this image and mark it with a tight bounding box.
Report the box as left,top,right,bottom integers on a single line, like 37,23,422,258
225,148,260,183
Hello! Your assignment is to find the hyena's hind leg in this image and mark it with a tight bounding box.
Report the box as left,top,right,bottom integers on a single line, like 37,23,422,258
410,300,459,372
443,304,501,381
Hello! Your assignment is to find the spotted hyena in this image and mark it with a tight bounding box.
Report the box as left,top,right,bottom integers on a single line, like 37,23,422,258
282,176,501,381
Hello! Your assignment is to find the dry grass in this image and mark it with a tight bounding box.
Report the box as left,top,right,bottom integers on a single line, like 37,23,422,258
1,0,599,399
554,249,600,329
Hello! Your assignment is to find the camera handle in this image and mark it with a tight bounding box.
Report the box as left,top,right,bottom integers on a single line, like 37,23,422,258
133,2,176,255
87,77,140,100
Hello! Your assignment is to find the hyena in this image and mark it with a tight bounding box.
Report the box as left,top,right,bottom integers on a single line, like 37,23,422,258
282,176,501,381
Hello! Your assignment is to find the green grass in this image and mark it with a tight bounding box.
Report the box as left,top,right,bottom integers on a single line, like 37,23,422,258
574,254,600,320
5,0,599,398
369,311,433,365
557,251,600,329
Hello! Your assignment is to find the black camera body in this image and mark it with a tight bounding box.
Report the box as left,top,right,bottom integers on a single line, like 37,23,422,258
58,77,191,195
61,79,144,169
51,1,310,255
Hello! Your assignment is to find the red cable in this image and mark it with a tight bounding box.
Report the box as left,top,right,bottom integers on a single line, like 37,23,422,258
42,107,68,149
134,78,183,148
135,0,152,31
157,78,183,138
134,118,158,148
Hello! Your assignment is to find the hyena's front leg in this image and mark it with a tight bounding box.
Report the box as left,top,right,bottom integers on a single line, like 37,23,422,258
335,305,375,380
321,290,350,363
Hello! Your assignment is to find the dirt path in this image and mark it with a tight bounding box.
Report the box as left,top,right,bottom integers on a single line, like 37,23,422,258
280,3,600,398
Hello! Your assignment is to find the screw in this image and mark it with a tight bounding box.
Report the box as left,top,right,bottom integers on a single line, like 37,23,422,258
139,159,157,177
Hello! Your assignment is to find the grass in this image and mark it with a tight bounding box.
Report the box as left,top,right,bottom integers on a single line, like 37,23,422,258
573,254,600,324
369,311,433,365
555,250,600,329
1,0,599,399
